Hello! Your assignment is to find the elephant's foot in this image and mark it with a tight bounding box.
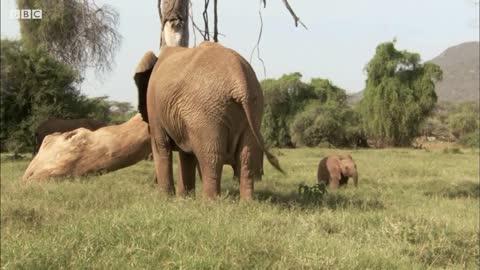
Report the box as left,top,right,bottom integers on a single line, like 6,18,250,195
239,176,254,200
177,186,195,197
157,181,175,196
201,175,221,200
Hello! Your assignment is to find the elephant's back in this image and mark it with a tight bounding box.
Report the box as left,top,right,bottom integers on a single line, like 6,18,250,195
36,118,65,135
84,119,107,130
317,157,330,184
153,42,257,94
37,118,104,136
150,42,260,119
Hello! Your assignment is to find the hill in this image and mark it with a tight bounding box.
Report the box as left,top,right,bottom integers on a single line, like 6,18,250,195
347,41,480,104
429,41,479,102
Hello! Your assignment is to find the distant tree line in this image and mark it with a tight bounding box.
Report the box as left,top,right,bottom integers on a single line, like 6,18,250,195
261,41,478,149
261,73,365,148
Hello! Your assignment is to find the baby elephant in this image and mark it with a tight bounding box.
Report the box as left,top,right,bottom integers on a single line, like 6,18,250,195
317,154,358,189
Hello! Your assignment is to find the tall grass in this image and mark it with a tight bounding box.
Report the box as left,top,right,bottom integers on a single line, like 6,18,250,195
1,148,479,269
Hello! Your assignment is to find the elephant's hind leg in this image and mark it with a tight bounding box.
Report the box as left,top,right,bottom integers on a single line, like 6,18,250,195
151,132,175,196
177,151,196,197
236,131,262,201
197,153,223,200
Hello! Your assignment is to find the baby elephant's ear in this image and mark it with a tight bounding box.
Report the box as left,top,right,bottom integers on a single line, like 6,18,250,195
134,51,157,123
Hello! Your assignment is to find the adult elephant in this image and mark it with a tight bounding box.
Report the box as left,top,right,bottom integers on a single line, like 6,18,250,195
134,41,284,200
34,118,106,155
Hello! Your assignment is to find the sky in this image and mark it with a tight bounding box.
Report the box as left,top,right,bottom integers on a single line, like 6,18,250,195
1,0,479,107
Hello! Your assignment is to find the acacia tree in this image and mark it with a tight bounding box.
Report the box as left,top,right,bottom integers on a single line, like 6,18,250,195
359,41,443,146
17,0,121,72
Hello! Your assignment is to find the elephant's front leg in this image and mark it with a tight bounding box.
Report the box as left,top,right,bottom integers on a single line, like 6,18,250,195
177,151,196,197
151,132,174,196
329,174,341,189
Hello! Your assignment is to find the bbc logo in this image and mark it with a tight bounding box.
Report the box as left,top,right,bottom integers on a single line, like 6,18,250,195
10,9,43,20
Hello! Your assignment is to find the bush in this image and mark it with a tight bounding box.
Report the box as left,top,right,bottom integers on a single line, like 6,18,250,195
262,73,362,148
447,102,479,139
298,183,328,202
290,102,366,147
459,131,479,148
261,73,314,147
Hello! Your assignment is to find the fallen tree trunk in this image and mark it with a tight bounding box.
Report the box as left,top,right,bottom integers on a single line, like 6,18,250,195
23,114,151,181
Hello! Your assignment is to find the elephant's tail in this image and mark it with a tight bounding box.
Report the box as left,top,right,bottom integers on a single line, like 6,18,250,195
239,94,285,175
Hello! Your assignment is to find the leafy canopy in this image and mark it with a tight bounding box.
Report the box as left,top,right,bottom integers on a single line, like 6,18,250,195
0,39,132,154
359,41,442,146
261,73,363,148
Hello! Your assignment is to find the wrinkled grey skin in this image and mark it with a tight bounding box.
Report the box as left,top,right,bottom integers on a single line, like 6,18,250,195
134,41,284,200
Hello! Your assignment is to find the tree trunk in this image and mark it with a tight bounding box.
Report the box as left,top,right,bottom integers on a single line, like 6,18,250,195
23,114,151,181
22,1,191,181
159,0,189,48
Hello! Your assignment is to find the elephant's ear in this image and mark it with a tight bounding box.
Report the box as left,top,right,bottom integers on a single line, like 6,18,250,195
134,51,158,123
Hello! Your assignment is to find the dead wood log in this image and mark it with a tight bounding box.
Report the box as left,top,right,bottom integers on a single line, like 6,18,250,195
22,114,151,181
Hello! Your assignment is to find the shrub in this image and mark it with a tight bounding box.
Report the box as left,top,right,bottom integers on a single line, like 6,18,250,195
459,131,479,148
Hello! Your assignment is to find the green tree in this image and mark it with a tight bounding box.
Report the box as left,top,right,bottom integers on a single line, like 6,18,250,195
359,41,442,146
0,39,95,153
448,102,479,137
290,101,365,148
447,102,479,142
262,73,363,148
261,73,315,147
108,101,135,124
310,78,347,106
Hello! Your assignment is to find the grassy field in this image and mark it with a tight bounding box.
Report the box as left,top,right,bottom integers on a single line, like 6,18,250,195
1,148,479,269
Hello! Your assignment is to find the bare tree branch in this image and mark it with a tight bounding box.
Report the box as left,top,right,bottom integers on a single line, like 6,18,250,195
281,0,307,29
250,4,267,79
202,0,210,40
213,0,219,42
